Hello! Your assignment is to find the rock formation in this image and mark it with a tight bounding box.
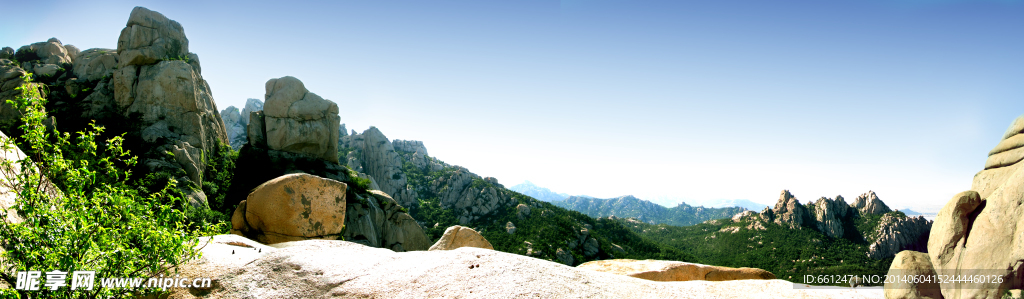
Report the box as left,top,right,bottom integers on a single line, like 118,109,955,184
72,48,117,82
358,127,413,205
341,128,515,225
345,190,431,252
762,190,812,228
731,210,754,222
813,196,850,238
261,76,339,163
577,259,776,282
109,7,228,207
230,173,347,244
220,106,246,150
241,98,262,124
0,59,34,126
883,251,941,299
516,203,531,219
172,235,877,299
922,113,1024,298
227,134,429,252
850,190,891,215
0,8,229,209
428,225,493,251
866,213,930,260
555,247,575,266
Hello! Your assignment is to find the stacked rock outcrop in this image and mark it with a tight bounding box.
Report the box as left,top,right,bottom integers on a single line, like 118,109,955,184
917,113,1024,298
228,134,430,252
111,7,228,207
0,7,229,208
259,76,339,163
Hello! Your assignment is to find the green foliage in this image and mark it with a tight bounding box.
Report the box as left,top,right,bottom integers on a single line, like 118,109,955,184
203,142,237,218
622,217,892,285
0,77,220,298
394,149,692,266
346,169,372,192
477,193,696,264
166,55,190,63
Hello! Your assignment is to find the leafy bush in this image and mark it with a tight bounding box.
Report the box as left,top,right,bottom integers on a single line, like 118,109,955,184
0,77,219,298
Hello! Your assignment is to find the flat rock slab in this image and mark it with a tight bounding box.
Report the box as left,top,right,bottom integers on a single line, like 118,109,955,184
170,235,881,299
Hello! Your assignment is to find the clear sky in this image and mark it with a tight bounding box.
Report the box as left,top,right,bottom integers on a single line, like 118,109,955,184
3,0,1023,212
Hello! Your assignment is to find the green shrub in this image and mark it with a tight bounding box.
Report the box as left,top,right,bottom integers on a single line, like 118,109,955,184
0,77,219,298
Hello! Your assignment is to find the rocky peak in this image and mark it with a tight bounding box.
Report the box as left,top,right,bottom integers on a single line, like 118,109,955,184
116,6,189,67
240,98,263,124
769,190,812,228
359,127,414,206
221,106,247,150
813,196,850,238
394,139,428,156
851,191,891,215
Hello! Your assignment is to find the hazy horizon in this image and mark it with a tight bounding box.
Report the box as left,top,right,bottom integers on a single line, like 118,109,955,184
5,0,1023,214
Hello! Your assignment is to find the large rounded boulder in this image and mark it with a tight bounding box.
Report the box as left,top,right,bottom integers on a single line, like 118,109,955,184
231,173,347,244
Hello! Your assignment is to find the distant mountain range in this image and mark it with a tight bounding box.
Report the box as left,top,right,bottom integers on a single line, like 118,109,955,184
552,195,748,227
507,180,765,215
696,198,768,211
509,181,569,202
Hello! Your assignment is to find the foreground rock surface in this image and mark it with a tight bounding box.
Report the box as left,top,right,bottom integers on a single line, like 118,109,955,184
170,235,881,299
577,259,776,282
231,173,347,244
428,225,494,251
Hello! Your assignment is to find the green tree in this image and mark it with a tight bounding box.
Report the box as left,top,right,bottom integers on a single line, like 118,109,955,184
0,77,219,298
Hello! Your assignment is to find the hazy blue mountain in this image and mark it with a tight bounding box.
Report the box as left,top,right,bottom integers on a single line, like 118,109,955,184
509,181,569,202
897,208,922,215
553,195,747,227
699,199,769,211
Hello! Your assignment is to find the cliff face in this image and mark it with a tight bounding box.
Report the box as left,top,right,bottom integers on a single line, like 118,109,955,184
813,196,850,239
866,213,930,259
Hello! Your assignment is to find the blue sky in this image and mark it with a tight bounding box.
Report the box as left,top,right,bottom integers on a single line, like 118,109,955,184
3,0,1023,212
